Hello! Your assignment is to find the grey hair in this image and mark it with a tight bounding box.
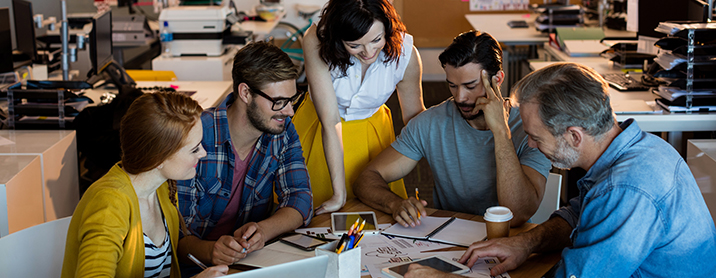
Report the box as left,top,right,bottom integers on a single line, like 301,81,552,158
511,62,616,139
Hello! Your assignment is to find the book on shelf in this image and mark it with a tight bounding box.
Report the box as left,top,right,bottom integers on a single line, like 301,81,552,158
381,216,487,247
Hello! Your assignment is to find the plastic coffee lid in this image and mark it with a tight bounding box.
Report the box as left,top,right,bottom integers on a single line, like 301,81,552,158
484,206,513,222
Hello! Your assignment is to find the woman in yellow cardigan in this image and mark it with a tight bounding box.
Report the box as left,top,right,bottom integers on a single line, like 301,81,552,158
62,92,227,278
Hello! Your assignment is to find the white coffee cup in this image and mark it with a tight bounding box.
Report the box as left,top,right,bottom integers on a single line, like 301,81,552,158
484,206,513,239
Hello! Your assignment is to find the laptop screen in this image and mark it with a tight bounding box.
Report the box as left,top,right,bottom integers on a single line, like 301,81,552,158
223,256,328,278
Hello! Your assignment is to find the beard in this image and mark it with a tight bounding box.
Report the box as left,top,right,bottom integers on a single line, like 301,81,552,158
549,136,580,170
455,101,484,121
247,100,287,135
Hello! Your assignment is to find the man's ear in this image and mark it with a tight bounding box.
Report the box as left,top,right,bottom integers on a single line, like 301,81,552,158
494,70,506,86
237,83,252,104
564,126,585,148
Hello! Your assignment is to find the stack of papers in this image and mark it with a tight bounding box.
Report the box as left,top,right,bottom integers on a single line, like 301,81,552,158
655,86,716,102
657,99,716,112
655,22,716,36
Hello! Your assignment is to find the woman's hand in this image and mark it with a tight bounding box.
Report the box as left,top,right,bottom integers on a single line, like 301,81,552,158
316,190,347,215
192,265,228,278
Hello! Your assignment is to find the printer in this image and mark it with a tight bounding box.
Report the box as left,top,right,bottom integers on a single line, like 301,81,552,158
158,6,232,56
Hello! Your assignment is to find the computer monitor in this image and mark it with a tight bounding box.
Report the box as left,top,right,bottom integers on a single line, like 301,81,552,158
11,0,37,62
0,8,14,73
637,0,713,39
89,10,113,78
687,0,713,22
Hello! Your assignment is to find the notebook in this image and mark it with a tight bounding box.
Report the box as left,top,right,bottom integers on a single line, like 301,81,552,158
223,255,328,278
381,216,487,247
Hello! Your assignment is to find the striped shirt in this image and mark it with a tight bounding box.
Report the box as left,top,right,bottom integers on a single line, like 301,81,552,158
143,218,172,278
177,93,313,239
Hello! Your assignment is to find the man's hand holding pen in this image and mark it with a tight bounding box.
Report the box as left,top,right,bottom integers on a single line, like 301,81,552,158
390,188,428,228
235,222,266,256
208,222,265,266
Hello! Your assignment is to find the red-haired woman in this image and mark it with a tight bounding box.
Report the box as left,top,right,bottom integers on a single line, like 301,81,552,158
62,92,227,278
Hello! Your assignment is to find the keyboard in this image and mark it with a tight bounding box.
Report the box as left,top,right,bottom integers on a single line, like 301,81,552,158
602,73,650,91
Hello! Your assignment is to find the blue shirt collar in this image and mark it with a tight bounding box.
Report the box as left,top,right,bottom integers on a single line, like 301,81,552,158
579,118,640,191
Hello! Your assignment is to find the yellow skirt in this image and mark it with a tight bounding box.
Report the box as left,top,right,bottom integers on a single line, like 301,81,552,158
293,95,407,208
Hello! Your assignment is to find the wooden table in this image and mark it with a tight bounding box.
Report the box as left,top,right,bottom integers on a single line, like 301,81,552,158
308,199,561,278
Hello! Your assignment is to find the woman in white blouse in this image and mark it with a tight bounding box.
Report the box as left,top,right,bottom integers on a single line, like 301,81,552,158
294,0,425,214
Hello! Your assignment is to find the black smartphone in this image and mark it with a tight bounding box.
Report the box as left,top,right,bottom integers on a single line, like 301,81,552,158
279,234,331,251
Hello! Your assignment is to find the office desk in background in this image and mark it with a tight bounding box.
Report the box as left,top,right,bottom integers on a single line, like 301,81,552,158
0,130,78,237
233,12,286,41
465,14,636,94
83,81,233,109
307,199,561,278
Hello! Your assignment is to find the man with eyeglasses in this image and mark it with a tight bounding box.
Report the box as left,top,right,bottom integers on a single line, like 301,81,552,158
176,41,312,275
354,31,551,228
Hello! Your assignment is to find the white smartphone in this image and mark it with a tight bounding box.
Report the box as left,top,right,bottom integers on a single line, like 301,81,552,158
330,211,379,235
380,255,470,278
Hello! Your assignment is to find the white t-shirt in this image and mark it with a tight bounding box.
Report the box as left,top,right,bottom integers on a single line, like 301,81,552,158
331,33,414,121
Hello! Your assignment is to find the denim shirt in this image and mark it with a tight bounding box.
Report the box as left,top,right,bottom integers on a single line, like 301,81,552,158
177,93,313,239
552,119,716,277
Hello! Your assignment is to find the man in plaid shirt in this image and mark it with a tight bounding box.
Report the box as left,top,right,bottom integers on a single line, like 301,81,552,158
176,42,313,274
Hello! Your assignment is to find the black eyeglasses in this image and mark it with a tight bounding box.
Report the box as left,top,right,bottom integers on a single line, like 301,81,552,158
249,86,306,111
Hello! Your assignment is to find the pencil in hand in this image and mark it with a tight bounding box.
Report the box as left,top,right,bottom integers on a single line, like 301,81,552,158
415,188,422,218
187,253,208,270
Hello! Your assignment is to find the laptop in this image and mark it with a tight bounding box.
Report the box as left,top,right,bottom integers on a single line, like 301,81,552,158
223,255,329,278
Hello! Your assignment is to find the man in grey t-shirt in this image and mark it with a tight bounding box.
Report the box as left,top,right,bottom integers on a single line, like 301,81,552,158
354,31,551,228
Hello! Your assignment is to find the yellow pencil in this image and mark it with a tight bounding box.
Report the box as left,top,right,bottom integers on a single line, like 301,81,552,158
415,188,422,218
336,242,346,254
357,219,366,233
348,218,360,235
354,233,365,247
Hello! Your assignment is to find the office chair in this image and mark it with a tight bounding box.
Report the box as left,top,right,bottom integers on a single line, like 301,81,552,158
531,173,563,224
0,216,72,277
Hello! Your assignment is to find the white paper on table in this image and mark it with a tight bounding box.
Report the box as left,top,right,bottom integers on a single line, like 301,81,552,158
417,250,511,278
0,136,14,147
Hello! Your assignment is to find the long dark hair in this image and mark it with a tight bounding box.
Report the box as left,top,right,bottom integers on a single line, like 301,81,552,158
316,0,406,76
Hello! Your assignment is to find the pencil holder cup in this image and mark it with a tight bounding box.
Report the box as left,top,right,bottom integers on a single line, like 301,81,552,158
315,240,361,278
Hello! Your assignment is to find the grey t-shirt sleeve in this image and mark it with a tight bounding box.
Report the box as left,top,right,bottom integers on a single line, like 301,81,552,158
391,111,428,162
509,108,552,179
515,136,552,178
